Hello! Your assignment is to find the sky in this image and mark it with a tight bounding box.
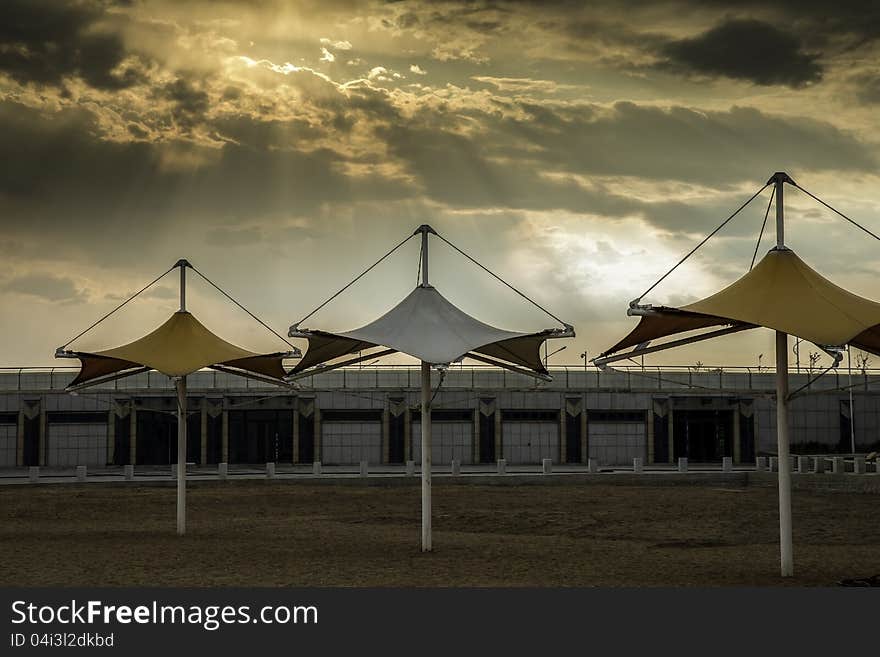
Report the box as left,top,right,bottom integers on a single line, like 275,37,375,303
1,0,880,370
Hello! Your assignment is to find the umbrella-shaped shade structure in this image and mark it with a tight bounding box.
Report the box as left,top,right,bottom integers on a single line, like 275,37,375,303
66,310,290,388
602,248,880,358
288,225,574,551
56,259,298,535
594,172,880,576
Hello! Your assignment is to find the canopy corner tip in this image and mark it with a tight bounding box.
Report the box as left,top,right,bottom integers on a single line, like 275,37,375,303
288,323,309,338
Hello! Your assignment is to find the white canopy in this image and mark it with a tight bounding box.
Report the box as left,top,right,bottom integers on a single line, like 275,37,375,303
290,284,570,375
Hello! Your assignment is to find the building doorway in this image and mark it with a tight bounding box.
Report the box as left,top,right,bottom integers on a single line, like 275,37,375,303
673,409,733,462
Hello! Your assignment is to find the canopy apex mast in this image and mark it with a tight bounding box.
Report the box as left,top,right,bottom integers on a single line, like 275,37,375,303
416,225,436,288
177,259,189,312
768,172,794,249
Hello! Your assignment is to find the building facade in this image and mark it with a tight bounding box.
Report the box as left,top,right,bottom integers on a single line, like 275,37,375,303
0,365,876,468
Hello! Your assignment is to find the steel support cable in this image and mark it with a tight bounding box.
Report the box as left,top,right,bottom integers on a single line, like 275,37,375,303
434,234,568,326
634,183,771,303
294,232,417,328
188,265,297,350
793,183,880,243
60,265,176,349
429,368,446,405
787,362,838,401
750,185,775,271
68,392,191,418
608,365,734,393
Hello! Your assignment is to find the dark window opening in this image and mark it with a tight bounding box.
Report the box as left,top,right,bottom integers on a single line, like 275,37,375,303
502,409,559,422
228,409,292,463
23,414,39,466
653,413,669,464
565,413,581,463
589,410,646,423
113,414,131,466
673,409,733,462
47,412,107,424
206,414,223,464
739,412,755,464
389,413,405,463
298,414,314,463
479,412,495,463
320,409,383,422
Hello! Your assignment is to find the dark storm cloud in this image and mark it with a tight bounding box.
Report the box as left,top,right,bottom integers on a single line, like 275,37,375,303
1,273,84,302
497,102,875,182
0,100,412,257
658,19,822,88
0,0,142,90
687,0,880,45
158,77,211,130
378,99,876,224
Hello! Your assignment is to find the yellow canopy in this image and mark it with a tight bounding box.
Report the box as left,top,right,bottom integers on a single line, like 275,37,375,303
68,311,288,387
602,248,880,357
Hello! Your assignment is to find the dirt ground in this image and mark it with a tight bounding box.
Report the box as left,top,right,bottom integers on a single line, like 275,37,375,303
1,480,877,587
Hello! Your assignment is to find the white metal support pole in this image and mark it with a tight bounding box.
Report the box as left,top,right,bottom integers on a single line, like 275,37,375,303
421,361,432,552
773,173,793,577
848,348,855,454
176,376,187,536
419,227,433,551
176,259,188,536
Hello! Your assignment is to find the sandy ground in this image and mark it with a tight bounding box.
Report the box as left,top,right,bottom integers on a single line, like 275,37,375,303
0,481,877,587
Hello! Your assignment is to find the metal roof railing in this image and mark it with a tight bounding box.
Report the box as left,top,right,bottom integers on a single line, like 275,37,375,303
1,364,879,395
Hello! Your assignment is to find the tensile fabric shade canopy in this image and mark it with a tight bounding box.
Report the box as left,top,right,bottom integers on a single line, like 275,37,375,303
600,246,880,359
290,284,562,376
56,258,297,538
66,310,290,388
289,224,574,554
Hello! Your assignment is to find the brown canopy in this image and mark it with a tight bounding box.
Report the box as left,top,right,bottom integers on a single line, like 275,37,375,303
67,310,289,388
601,247,880,358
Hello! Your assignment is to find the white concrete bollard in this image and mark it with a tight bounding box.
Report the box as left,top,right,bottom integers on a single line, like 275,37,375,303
124,464,134,481
587,458,599,474
312,461,322,475
497,458,507,475
542,458,552,474
769,457,778,472
28,466,39,483
755,456,767,472
832,457,844,474
359,461,368,477
266,462,276,479
633,457,643,473
678,457,688,473
76,465,86,482
722,457,732,473
797,456,811,474
218,462,228,479
813,456,825,474
451,459,461,476
405,460,415,476
853,456,865,474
